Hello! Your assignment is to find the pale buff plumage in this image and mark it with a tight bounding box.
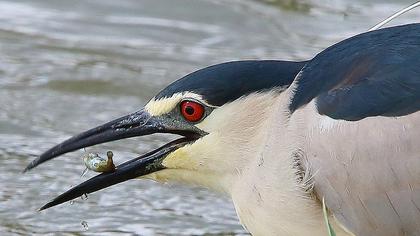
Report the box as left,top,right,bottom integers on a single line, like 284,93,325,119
142,83,420,236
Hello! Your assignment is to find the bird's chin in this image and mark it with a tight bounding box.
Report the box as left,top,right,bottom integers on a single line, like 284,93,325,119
39,136,198,211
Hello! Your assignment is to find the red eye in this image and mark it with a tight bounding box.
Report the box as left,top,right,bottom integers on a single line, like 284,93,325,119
180,101,205,122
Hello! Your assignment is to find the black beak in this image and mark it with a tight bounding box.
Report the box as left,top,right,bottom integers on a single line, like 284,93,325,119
24,109,200,210
25,109,163,171
39,138,191,211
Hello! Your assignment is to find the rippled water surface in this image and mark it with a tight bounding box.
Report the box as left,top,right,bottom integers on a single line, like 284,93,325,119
0,0,419,235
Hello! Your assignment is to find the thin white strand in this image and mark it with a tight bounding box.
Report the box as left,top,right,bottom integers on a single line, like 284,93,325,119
369,1,420,31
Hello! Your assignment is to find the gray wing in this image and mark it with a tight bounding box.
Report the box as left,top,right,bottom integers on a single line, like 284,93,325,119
302,113,420,236
289,24,420,235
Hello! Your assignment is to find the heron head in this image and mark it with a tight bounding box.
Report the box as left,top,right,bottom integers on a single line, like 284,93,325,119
25,60,305,210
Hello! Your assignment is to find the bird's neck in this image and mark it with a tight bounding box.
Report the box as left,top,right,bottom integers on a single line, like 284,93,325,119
228,93,350,236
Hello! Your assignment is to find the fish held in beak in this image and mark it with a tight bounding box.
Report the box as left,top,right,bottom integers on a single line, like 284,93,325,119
25,109,202,210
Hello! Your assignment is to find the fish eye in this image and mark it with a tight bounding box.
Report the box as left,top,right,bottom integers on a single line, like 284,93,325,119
180,100,205,122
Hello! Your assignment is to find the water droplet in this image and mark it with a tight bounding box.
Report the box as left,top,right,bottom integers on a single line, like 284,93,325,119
81,193,88,200
81,221,89,230
69,200,74,205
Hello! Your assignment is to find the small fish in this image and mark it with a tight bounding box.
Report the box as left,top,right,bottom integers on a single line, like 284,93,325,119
83,151,115,173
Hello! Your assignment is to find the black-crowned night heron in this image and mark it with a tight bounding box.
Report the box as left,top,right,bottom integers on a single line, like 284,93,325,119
25,23,420,236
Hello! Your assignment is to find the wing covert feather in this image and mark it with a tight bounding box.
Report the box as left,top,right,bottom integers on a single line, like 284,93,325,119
290,24,420,121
